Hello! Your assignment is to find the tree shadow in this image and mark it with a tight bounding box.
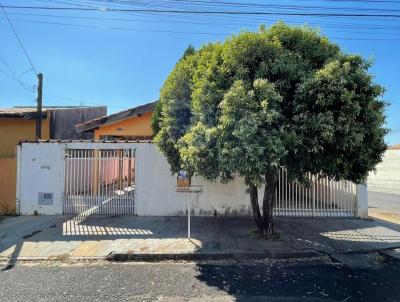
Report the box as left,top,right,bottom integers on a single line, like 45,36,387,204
192,216,400,300
194,255,400,301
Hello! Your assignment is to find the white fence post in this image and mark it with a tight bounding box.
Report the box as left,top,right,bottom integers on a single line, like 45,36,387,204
312,175,315,217
16,144,21,215
356,183,368,218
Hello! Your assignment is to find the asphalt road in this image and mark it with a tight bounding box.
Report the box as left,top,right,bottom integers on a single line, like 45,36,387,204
369,191,400,213
1,256,400,302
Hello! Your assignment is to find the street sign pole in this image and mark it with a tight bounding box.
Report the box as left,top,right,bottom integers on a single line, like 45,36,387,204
187,191,190,239
176,185,202,241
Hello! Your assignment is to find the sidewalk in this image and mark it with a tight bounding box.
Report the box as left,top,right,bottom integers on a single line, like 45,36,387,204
1,215,400,262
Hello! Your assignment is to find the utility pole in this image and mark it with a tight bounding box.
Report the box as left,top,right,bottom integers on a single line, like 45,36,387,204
36,73,43,140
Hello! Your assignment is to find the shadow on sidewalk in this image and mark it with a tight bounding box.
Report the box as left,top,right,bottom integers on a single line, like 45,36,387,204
2,215,400,270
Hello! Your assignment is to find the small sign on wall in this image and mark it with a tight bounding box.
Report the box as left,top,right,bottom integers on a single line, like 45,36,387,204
177,170,190,187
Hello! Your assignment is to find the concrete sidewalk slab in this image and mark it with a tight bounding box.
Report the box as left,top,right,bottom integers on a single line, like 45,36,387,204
0,215,62,250
1,215,400,261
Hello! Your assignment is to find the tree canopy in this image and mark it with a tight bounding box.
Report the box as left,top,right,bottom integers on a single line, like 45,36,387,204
153,22,387,236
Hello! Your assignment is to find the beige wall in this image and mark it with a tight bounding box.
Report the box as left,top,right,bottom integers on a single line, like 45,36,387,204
0,116,50,214
368,149,400,194
0,158,16,214
0,117,50,158
94,112,153,140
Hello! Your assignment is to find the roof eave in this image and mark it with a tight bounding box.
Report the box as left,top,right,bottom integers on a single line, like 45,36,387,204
76,100,157,133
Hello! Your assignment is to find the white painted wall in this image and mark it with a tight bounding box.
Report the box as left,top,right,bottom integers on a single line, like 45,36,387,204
17,142,366,217
17,143,65,215
134,143,256,216
16,142,262,216
368,149,400,195
134,142,186,216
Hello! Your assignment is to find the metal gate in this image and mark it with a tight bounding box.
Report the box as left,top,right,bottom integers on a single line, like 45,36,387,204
274,168,357,217
63,148,135,215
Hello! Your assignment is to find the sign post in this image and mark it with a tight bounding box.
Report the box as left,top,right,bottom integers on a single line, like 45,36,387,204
176,171,203,240
187,191,190,239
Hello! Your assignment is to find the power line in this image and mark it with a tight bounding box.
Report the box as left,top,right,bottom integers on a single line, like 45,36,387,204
0,68,34,94
0,3,38,75
0,55,34,93
19,68,36,81
3,16,400,42
35,0,97,7
310,0,400,3
0,66,16,81
4,5,400,18
49,95,130,110
83,0,400,13
7,11,400,32
26,1,400,29
0,17,226,36
3,3,400,40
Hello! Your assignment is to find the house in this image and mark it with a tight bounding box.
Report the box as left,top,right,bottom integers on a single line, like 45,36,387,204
0,105,107,214
368,144,400,195
76,101,157,140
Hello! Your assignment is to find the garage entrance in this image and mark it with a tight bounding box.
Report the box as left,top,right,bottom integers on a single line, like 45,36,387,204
63,147,135,215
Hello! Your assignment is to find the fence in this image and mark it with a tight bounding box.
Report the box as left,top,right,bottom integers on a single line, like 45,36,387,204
274,169,356,217
63,148,135,215
16,141,367,217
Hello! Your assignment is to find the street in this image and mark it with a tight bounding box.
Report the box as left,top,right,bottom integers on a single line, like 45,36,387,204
1,256,400,302
369,191,400,224
369,191,400,213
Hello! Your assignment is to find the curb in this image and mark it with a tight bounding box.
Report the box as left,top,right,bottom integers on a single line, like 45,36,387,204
106,249,324,262
0,256,107,262
3,248,400,263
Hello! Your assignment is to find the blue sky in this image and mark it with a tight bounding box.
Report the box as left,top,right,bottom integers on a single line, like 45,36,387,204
0,0,399,145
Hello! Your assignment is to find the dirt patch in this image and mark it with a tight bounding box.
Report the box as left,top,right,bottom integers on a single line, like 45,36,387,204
369,209,400,225
47,254,70,261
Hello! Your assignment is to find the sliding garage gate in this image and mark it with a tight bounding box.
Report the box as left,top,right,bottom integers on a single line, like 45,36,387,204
63,148,135,215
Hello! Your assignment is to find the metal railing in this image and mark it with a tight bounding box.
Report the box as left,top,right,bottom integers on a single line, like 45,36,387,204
274,168,357,217
63,148,135,215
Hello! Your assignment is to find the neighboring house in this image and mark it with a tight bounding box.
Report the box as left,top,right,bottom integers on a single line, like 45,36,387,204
0,106,107,214
76,101,157,140
368,145,400,195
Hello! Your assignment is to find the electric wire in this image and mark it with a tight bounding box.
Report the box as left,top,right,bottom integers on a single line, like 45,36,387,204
0,3,38,74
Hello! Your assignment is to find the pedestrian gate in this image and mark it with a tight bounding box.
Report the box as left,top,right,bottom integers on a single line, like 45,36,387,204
63,148,135,215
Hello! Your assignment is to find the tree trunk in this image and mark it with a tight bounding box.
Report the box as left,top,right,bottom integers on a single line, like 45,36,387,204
248,169,278,238
248,183,264,233
262,170,278,238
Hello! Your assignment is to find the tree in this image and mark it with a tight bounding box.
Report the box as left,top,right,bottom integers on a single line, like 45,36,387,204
151,44,196,140
154,22,387,237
